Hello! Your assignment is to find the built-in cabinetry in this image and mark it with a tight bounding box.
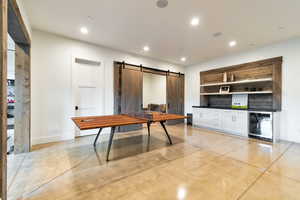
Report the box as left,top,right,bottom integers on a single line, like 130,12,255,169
193,107,281,141
193,57,282,142
193,107,248,137
200,57,282,111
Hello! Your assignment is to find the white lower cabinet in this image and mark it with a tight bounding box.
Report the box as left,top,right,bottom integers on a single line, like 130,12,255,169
221,110,236,133
236,111,248,137
192,108,200,126
193,108,221,130
193,108,248,137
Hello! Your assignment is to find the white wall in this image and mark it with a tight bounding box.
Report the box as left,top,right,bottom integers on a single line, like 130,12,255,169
185,37,300,143
31,30,184,145
143,73,166,106
7,35,15,80
7,0,31,80
16,0,32,37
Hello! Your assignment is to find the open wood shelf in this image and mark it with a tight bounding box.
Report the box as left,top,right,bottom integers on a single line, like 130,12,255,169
200,77,273,87
199,57,282,110
200,91,273,96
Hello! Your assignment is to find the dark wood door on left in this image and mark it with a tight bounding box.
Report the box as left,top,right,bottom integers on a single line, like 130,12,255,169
119,65,143,132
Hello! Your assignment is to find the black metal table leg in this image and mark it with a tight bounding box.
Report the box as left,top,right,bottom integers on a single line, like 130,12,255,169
106,126,116,161
160,121,173,145
93,128,103,146
147,122,151,137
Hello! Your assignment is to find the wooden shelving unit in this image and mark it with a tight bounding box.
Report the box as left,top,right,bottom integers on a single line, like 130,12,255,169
200,91,273,96
200,78,273,87
199,57,282,110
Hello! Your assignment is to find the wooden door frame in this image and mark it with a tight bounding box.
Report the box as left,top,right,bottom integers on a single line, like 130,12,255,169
1,1,8,199
1,0,31,199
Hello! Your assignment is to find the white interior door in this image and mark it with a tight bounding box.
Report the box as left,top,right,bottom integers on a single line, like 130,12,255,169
72,57,104,137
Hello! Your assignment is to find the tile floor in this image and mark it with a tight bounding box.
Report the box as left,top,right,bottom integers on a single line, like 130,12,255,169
7,124,300,200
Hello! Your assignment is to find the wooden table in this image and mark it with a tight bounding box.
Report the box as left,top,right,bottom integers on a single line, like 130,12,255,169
72,113,186,161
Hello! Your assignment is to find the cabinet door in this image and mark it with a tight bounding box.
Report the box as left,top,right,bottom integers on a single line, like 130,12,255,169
235,111,248,137
197,109,221,129
192,108,200,126
198,109,207,124
221,110,248,136
221,110,235,133
207,109,221,128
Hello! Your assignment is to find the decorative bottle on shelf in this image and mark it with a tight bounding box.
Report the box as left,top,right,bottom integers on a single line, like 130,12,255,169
230,73,235,82
223,72,227,82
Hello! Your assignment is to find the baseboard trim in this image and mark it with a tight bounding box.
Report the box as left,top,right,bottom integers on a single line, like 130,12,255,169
32,133,74,145
31,128,112,145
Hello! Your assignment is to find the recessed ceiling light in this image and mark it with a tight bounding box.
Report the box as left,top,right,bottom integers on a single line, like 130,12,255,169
143,46,150,52
213,32,223,38
190,17,200,26
229,41,237,47
156,0,168,8
87,16,94,21
80,27,88,34
181,57,186,62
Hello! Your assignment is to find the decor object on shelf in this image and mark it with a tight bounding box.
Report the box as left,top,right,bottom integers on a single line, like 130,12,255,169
232,94,248,109
223,72,227,82
230,74,235,82
219,86,230,94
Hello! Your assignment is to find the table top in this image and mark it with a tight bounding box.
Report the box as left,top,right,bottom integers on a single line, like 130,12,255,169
150,113,187,122
72,113,186,130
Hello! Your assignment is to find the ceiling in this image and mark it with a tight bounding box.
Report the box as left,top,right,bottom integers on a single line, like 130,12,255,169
23,0,300,66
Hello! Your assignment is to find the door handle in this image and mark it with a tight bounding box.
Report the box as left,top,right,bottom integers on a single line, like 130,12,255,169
75,106,79,110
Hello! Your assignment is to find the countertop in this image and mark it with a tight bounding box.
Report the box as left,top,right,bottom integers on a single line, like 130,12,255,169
192,106,278,112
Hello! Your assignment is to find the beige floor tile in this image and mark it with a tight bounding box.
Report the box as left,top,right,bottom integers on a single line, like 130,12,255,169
184,156,262,200
184,127,253,155
240,172,300,200
116,151,261,200
225,141,291,169
269,143,300,181
7,125,295,200
7,154,26,189
22,145,198,200
8,145,96,200
288,143,300,153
